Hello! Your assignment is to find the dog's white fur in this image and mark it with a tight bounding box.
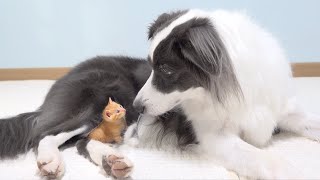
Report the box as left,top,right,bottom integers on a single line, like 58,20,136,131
86,139,122,166
134,9,320,179
37,126,87,177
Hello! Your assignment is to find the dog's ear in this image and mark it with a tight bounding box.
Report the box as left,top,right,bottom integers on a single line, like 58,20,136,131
177,22,228,75
108,97,113,104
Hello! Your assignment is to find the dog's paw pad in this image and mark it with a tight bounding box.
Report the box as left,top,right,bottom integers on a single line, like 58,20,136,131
37,153,64,179
112,159,133,178
102,154,133,178
106,154,124,166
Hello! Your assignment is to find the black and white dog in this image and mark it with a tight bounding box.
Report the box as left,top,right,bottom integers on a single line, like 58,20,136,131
1,9,320,179
129,9,320,179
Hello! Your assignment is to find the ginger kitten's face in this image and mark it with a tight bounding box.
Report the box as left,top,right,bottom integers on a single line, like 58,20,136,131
103,98,126,122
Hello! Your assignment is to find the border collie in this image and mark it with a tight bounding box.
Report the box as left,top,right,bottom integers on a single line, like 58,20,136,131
130,9,320,179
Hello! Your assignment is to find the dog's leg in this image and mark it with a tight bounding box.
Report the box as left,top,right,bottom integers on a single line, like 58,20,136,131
123,123,140,147
202,133,303,179
84,139,134,178
37,126,87,179
278,97,320,141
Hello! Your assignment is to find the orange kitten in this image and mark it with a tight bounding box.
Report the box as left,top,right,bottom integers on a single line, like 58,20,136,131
88,98,127,143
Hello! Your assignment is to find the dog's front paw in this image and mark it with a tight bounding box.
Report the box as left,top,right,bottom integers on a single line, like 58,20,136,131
102,154,133,178
37,149,65,179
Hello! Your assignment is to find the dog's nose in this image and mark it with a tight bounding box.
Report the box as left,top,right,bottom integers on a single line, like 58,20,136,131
133,100,145,114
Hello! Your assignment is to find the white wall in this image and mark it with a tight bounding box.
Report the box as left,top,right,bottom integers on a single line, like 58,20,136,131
0,0,319,68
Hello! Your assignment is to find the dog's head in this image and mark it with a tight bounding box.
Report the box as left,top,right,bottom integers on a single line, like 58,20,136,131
134,10,242,116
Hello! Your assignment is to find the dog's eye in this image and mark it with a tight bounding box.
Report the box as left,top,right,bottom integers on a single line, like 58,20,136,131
159,64,173,75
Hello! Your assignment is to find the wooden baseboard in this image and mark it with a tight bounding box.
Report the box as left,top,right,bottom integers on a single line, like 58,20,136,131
0,67,70,81
0,63,319,80
291,62,320,77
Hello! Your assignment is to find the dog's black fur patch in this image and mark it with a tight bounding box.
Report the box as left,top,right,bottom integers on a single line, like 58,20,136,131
0,112,40,159
154,110,198,148
75,138,91,161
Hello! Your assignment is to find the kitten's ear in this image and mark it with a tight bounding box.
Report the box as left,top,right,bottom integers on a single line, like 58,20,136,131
108,97,113,104
105,110,111,118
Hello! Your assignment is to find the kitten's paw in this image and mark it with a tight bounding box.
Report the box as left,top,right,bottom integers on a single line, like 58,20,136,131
37,149,65,179
102,154,133,178
114,136,123,144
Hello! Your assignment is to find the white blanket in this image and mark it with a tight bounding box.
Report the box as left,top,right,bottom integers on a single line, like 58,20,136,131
0,78,320,179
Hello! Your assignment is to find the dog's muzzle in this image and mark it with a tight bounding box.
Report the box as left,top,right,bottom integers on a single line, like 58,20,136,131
133,99,145,114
